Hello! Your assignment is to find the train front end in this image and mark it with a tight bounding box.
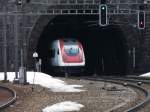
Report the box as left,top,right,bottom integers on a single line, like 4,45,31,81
58,39,85,73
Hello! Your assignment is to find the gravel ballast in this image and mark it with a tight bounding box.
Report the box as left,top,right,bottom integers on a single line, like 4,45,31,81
1,78,137,112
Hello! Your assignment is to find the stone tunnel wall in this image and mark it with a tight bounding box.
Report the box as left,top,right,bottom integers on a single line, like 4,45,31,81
0,0,150,75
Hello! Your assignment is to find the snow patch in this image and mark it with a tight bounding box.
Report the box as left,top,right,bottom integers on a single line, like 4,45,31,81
0,72,85,92
42,101,84,112
139,72,150,77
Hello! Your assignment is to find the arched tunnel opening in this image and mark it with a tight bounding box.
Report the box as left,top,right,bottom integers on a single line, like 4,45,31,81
36,15,127,76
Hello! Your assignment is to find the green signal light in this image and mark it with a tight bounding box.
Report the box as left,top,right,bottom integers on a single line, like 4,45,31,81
101,6,105,10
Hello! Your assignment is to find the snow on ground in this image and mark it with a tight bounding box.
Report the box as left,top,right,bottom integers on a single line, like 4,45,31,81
139,72,150,77
42,101,84,112
0,72,85,92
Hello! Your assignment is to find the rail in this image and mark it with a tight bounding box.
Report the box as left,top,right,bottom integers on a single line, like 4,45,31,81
0,86,16,109
71,76,150,112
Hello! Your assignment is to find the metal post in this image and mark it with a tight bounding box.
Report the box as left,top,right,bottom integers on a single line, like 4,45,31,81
21,48,23,67
34,58,37,72
23,40,27,84
32,52,38,89
32,57,37,91
22,3,27,84
14,5,19,83
18,2,28,85
21,2,24,68
39,59,42,72
3,6,8,82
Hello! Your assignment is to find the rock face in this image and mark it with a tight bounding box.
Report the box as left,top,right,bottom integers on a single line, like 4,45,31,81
0,0,150,74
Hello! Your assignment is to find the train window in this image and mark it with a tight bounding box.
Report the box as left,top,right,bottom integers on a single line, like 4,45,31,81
64,39,77,43
64,45,79,56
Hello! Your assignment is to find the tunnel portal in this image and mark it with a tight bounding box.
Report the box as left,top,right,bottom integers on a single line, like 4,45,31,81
36,15,127,76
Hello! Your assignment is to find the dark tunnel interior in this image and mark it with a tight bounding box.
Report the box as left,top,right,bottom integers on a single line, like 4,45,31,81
36,15,127,76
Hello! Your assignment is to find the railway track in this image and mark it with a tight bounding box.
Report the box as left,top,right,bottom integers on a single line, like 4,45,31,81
0,86,16,109
70,76,150,112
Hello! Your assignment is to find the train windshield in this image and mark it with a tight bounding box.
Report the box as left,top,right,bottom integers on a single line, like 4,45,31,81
64,45,79,56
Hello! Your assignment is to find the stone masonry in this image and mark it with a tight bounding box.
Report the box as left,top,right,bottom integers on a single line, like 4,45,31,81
0,0,150,75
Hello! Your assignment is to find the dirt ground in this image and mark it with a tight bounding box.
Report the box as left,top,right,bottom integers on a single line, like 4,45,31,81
1,78,137,112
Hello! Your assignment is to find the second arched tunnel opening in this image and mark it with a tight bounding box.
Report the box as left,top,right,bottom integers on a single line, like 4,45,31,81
36,15,127,76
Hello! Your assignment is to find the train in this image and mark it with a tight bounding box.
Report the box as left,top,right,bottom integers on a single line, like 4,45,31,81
50,38,85,74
